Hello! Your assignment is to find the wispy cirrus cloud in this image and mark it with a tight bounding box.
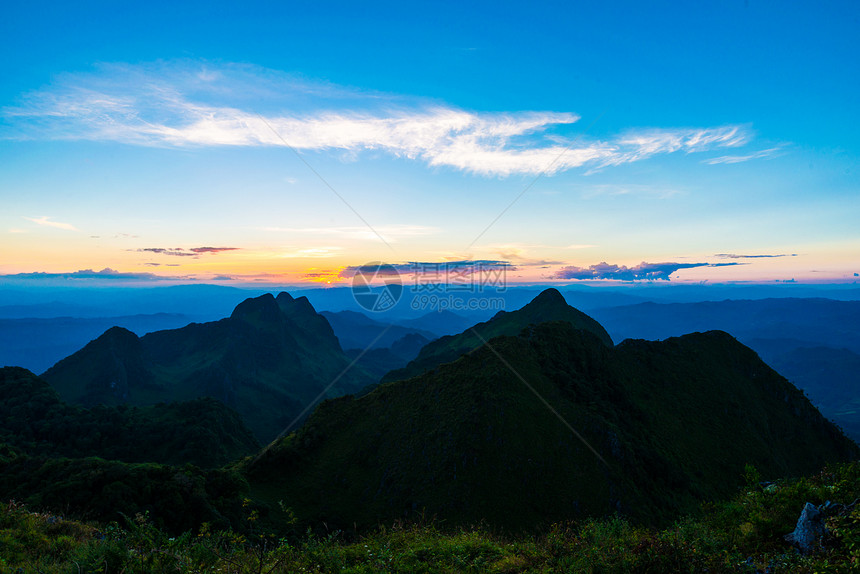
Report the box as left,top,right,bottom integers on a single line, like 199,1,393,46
579,183,685,199
22,216,78,231
554,261,741,281
703,147,783,165
3,61,757,177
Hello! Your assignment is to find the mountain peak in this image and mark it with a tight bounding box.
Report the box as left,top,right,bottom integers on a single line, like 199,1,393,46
528,288,567,307
292,296,316,314
275,292,294,304
517,288,612,346
230,293,279,322
101,325,139,341
382,286,614,383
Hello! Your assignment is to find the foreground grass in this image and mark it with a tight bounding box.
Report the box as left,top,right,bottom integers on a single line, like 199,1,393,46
3,462,860,573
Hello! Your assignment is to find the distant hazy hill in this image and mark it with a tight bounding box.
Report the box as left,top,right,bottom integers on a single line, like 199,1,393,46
763,346,860,439
0,313,195,374
590,298,860,353
0,284,257,320
320,310,437,350
0,366,258,467
396,310,478,337
42,293,373,442
382,288,613,383
344,332,434,381
246,290,856,531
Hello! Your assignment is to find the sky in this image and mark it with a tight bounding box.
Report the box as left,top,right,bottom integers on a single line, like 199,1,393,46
1,0,858,288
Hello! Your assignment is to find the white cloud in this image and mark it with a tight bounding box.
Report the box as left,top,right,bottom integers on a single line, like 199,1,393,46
703,147,783,165
4,61,758,177
279,246,343,258
22,216,78,231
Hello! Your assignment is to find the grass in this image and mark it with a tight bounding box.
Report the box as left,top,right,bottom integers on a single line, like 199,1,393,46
3,462,860,573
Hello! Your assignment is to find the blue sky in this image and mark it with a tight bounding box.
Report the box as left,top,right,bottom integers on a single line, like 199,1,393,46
1,0,858,285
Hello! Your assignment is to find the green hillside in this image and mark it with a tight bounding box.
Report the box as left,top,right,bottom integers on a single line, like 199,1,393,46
382,288,613,383
0,367,254,533
0,366,259,468
0,453,249,534
41,292,374,442
247,309,856,531
7,461,860,572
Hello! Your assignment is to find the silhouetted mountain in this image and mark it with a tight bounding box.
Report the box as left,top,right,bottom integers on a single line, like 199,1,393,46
246,296,856,531
590,298,860,441
0,366,258,467
41,293,373,442
382,288,613,383
320,310,437,351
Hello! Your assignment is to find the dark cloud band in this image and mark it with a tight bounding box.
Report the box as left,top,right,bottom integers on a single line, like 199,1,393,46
554,261,741,281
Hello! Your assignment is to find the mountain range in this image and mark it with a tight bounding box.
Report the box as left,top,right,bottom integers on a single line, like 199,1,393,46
5,287,857,534
245,290,857,531
41,292,373,442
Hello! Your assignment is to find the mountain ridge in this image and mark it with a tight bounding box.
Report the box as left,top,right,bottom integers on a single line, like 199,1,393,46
245,290,857,531
381,287,613,383
41,292,373,442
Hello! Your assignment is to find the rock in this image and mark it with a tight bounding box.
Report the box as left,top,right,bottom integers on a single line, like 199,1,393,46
784,502,825,554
